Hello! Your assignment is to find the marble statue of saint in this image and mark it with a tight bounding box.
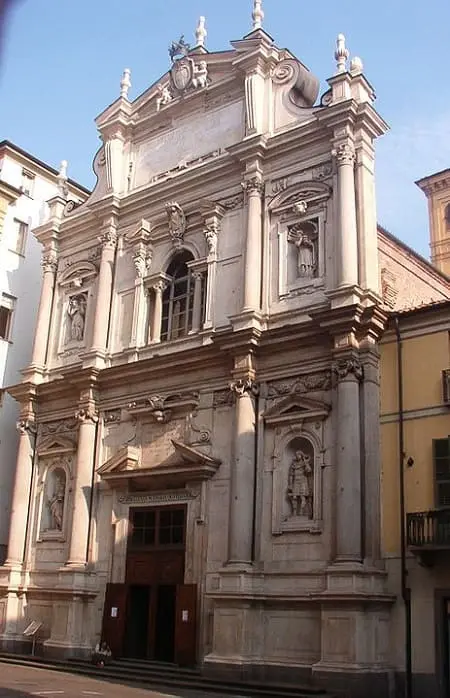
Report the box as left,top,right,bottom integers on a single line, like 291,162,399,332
295,233,316,278
67,294,87,342
287,449,313,518
48,476,65,530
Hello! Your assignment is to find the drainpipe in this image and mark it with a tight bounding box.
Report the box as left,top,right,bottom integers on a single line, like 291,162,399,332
394,315,412,698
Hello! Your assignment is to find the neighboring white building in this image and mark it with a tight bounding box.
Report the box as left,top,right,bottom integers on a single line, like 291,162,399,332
0,141,89,562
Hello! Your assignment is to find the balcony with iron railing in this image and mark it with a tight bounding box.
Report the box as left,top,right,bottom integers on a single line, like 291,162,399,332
407,508,450,557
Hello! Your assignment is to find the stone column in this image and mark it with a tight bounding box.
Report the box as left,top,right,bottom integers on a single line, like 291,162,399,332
191,271,203,333
334,357,363,563
228,379,258,565
150,281,166,343
334,142,358,287
203,219,219,329
30,250,58,368
360,345,381,565
66,408,98,567
91,228,117,353
130,244,151,348
5,419,36,567
242,177,263,312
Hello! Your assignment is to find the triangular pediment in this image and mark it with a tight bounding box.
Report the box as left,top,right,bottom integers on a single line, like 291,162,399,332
97,446,141,475
264,395,330,426
37,435,76,457
98,440,221,490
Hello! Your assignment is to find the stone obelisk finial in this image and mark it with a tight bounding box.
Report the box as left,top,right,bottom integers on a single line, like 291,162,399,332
120,68,131,99
252,0,264,30
195,16,207,47
334,34,349,74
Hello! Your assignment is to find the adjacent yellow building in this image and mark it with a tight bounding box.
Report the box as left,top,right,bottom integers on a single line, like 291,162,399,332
380,169,450,698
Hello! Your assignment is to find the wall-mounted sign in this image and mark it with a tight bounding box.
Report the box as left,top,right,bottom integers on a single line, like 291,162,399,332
111,607,118,618
182,610,189,622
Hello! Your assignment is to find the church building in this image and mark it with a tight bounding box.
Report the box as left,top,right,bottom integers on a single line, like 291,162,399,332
1,4,449,697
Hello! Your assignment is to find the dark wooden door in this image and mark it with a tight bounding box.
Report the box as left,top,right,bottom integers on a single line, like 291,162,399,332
174,584,197,666
101,583,128,658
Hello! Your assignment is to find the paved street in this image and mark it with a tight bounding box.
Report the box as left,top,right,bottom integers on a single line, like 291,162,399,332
0,663,232,698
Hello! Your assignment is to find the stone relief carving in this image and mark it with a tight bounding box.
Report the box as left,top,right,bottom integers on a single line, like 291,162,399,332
204,222,218,256
156,84,173,111
169,48,209,96
165,201,186,248
67,293,87,342
267,371,332,401
287,443,313,519
217,193,244,211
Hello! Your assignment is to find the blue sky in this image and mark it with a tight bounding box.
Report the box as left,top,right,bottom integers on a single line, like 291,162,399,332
1,0,449,258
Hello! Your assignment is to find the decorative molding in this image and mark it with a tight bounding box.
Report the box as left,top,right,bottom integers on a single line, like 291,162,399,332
267,371,332,400
118,490,199,506
39,417,79,436
213,389,234,408
217,193,244,211
127,391,200,422
103,409,121,424
333,358,364,382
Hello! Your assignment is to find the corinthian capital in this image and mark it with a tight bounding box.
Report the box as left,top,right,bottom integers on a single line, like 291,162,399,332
229,378,259,398
41,249,58,273
333,358,363,382
75,407,99,424
333,142,355,166
242,177,264,196
16,419,36,435
98,228,118,250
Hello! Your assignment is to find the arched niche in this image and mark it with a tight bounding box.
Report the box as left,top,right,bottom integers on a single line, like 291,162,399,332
38,462,69,540
271,426,324,535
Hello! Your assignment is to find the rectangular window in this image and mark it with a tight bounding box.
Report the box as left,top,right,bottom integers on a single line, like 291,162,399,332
11,218,28,255
129,507,185,549
21,169,35,197
434,438,450,507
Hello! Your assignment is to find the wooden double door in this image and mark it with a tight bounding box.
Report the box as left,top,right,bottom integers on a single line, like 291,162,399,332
101,506,197,666
101,580,197,666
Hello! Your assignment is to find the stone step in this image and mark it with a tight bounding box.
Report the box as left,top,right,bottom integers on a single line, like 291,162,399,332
0,653,333,697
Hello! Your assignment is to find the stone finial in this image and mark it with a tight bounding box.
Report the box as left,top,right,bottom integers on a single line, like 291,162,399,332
120,68,131,99
195,16,207,47
252,0,264,30
350,56,364,75
57,160,68,197
334,33,349,74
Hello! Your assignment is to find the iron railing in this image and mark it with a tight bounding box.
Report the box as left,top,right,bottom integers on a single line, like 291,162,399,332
407,508,450,548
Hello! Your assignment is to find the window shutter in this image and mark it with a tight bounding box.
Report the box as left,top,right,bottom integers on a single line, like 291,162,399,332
433,437,450,507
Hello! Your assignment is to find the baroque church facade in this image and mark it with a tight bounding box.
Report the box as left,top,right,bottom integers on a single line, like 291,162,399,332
2,6,450,697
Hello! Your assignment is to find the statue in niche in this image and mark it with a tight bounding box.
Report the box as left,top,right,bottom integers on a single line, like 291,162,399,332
47,470,66,531
287,448,313,518
288,220,318,279
67,293,87,341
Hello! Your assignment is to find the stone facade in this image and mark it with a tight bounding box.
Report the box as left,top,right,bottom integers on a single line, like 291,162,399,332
1,15,449,698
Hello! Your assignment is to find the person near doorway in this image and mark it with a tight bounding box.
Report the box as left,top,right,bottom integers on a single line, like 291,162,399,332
91,641,112,667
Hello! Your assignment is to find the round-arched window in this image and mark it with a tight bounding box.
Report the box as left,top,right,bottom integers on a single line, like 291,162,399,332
161,250,196,342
